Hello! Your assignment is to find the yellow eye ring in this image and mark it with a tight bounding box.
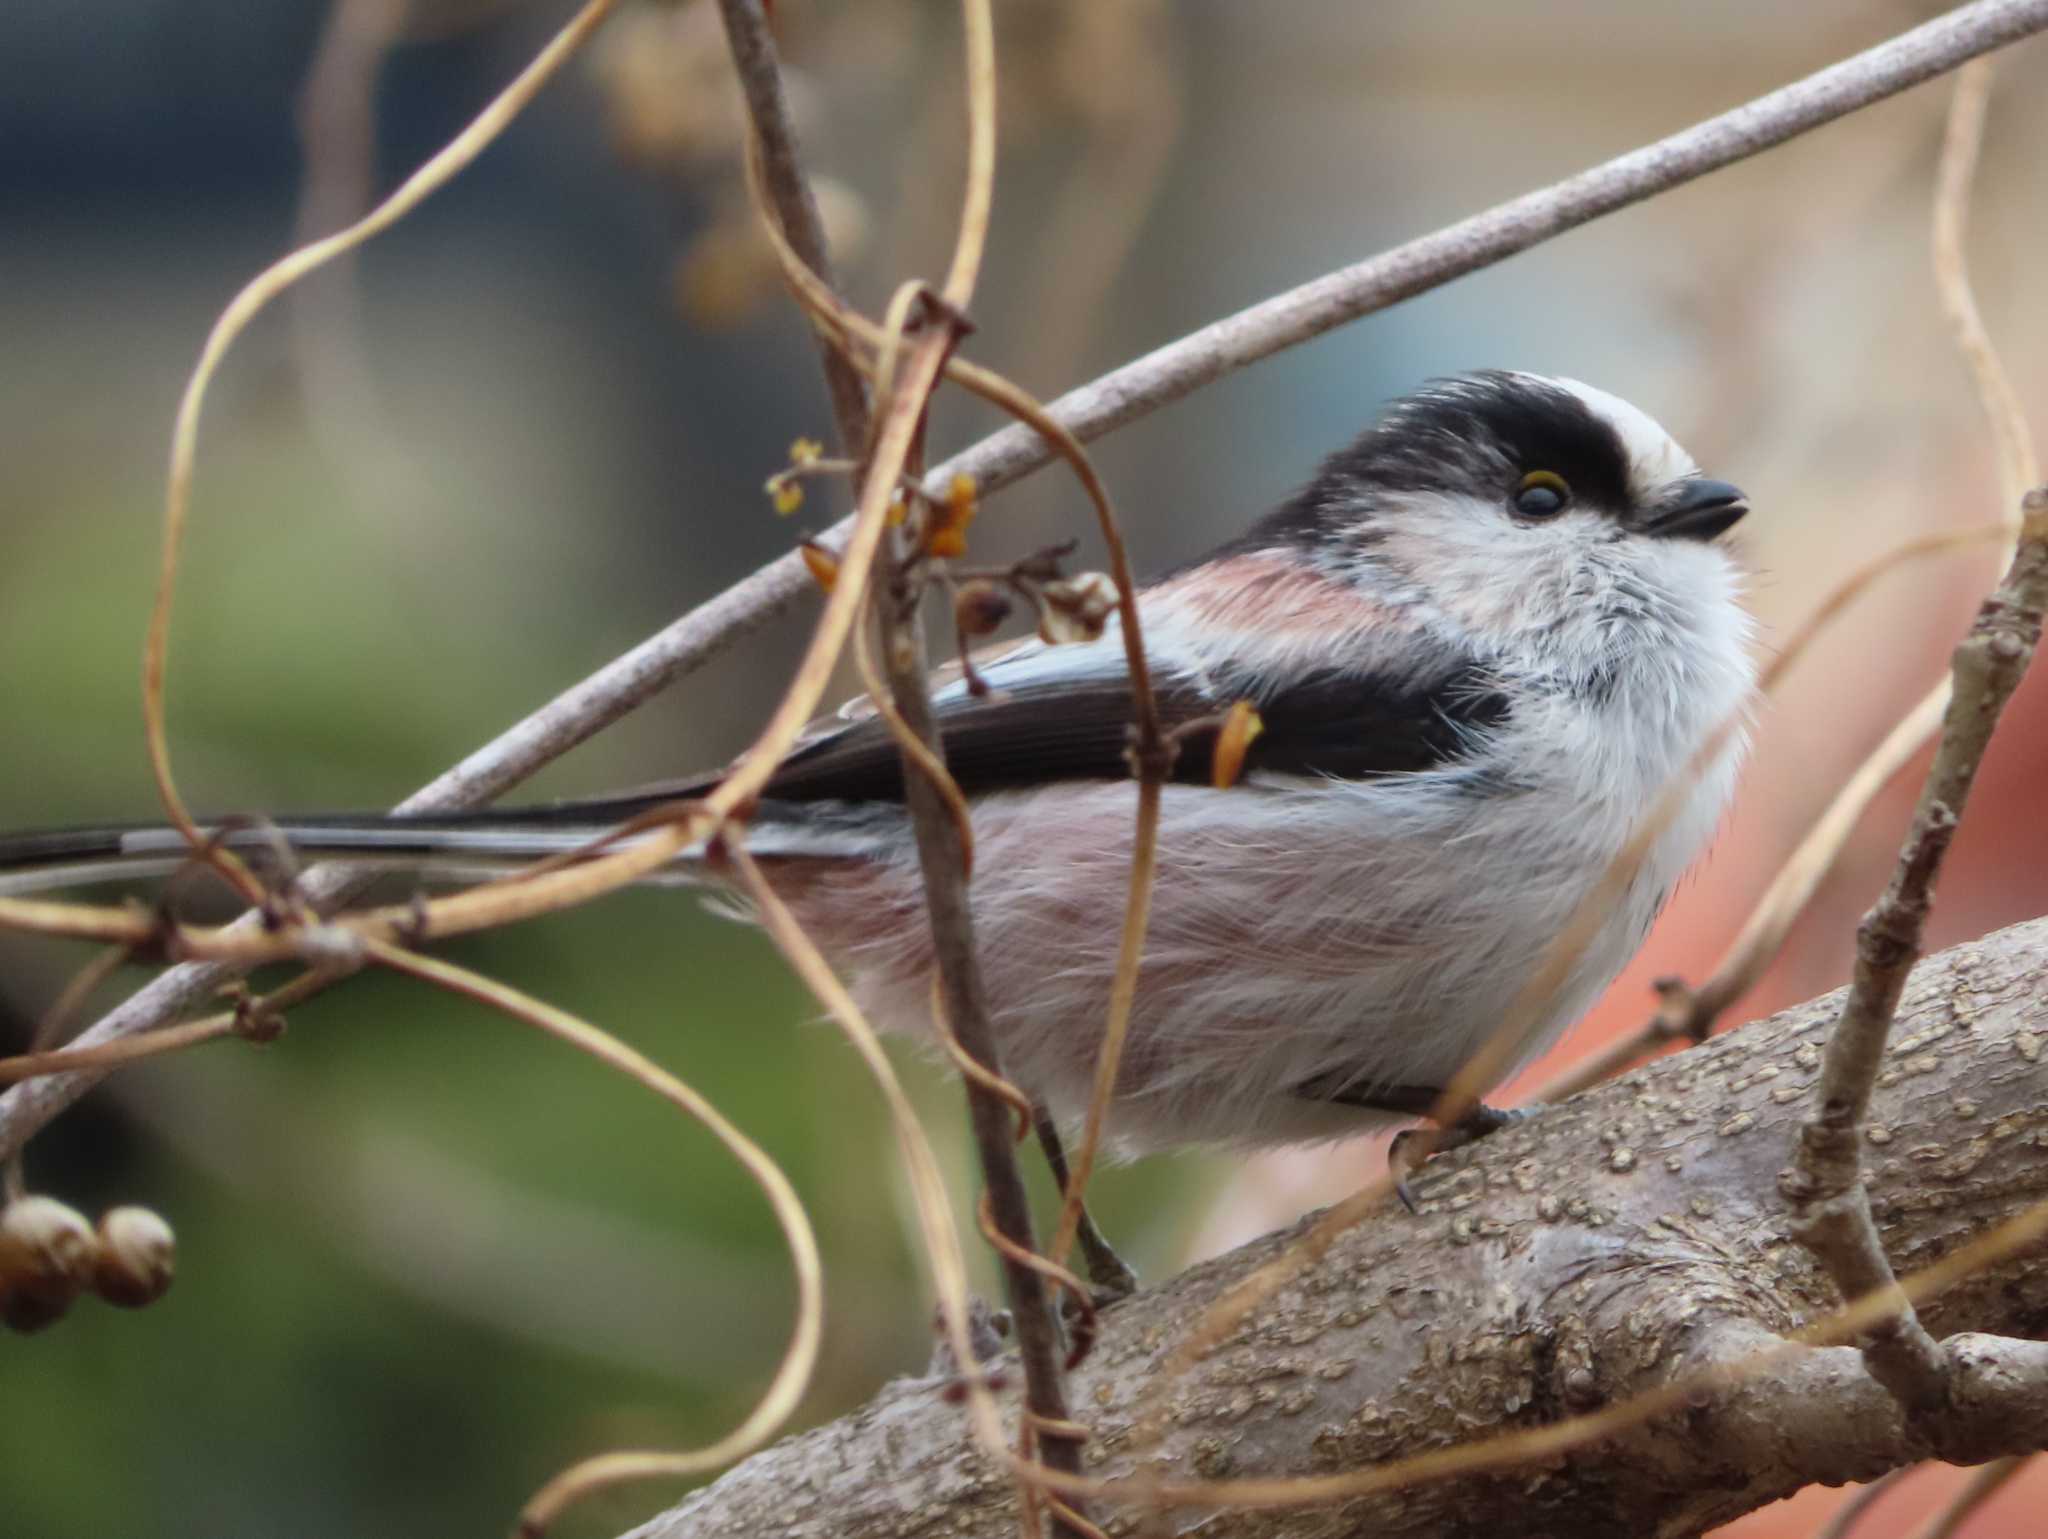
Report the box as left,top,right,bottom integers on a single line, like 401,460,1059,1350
1513,470,1571,518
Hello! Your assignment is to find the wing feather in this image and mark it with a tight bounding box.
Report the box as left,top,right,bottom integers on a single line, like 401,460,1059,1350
516,619,1509,821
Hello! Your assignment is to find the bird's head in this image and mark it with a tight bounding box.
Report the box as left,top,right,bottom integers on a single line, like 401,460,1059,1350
1248,369,1750,654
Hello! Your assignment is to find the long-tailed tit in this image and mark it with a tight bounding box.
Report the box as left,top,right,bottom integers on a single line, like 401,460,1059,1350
0,371,1754,1154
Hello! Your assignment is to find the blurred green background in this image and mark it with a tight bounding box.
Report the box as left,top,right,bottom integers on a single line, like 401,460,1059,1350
3,4,2047,1537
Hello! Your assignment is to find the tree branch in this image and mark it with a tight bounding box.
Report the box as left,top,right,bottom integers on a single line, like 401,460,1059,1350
711,0,868,458
624,913,2048,1539
7,0,2046,1178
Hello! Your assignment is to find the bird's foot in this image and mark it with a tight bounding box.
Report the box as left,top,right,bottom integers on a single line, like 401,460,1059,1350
1388,1101,1536,1211
1071,1208,1139,1306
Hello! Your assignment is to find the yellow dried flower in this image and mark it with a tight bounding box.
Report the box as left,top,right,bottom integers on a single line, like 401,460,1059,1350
800,541,839,593
928,473,978,557
1210,701,1265,790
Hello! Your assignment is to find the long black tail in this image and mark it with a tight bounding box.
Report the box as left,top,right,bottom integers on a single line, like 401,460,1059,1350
0,793,711,897
0,781,907,897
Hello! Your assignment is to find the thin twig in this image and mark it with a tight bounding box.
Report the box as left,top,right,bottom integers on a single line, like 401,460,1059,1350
2,941,133,1198
714,0,1096,1518
291,0,409,476
109,1069,873,1394
1812,1468,1918,1539
1933,61,2038,514
712,0,868,461
1005,1,1182,396
904,0,2048,527
1775,60,2044,1436
1902,1457,2031,1539
1727,57,2040,1045
721,841,1003,1453
0,963,336,1088
1153,514,2024,1433
1529,524,2014,1103
737,122,1170,1283
141,0,626,905
1536,53,2041,1103
1785,487,2048,1428
351,938,823,1539
6,0,2045,1210
1,1013,240,1086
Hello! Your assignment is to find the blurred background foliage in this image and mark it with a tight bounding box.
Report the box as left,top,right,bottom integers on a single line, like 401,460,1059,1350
1,2,2046,1536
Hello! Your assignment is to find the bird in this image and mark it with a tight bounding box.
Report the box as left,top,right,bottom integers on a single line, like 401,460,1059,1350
0,370,1754,1164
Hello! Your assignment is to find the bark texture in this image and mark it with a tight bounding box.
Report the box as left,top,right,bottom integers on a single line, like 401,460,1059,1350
626,914,2048,1539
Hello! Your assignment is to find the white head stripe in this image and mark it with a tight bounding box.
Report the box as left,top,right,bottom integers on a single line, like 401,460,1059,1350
1518,373,1698,500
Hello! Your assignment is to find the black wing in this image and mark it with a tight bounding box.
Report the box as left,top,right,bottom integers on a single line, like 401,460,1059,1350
517,634,1510,821
0,635,1512,884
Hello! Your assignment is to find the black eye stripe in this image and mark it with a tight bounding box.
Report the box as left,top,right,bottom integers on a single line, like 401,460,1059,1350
1469,387,1633,508
1349,375,1634,506
1222,370,1642,558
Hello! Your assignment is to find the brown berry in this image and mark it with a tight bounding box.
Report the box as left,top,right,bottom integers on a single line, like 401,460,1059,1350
92,1206,176,1309
953,580,1012,638
0,1196,97,1333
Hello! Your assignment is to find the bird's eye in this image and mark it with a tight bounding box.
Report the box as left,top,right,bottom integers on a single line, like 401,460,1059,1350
1513,470,1571,518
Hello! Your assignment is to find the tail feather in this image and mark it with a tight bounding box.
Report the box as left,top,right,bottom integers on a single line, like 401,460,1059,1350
0,794,910,897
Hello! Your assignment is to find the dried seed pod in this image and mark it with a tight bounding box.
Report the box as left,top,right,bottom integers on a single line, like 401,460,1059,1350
91,1207,176,1309
1036,571,1118,645
0,1196,97,1333
953,580,1013,638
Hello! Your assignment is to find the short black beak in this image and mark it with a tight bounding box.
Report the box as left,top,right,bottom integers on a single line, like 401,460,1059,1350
1647,478,1749,542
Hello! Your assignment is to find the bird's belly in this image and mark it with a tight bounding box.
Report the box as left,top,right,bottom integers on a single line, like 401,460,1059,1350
780,774,1671,1152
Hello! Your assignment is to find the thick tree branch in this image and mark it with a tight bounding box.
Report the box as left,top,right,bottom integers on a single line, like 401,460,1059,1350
7,0,2046,1179
626,914,2048,1539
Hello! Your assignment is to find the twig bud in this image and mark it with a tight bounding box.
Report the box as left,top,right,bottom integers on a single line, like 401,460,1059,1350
0,1196,97,1333
91,1206,176,1309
